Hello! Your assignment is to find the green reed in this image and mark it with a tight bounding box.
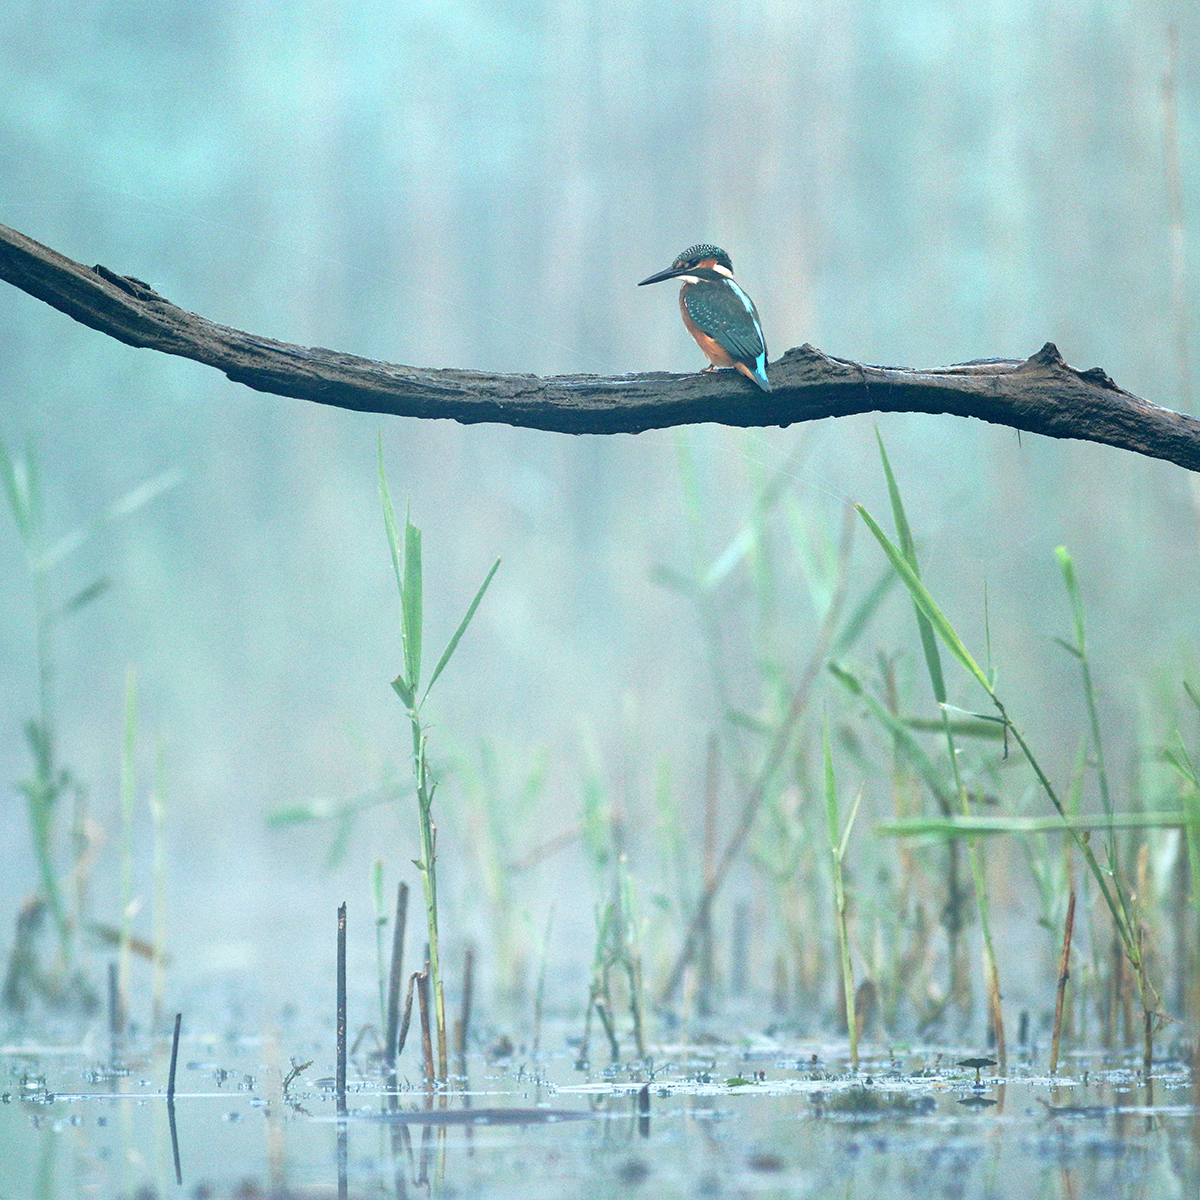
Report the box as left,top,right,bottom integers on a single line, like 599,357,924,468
823,718,863,1070
0,436,176,1003
378,439,499,1081
857,480,1165,1066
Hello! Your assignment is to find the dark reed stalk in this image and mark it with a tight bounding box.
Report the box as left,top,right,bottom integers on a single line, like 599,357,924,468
167,1011,181,1099
168,1010,182,1185
596,997,620,1062
337,1118,348,1200
454,945,474,1073
390,1122,412,1200
1141,928,1154,1082
336,902,347,1117
108,960,120,1062
396,972,418,1057
168,1105,182,1186
730,902,749,998
385,882,409,1077
416,969,435,1089
1049,889,1076,1075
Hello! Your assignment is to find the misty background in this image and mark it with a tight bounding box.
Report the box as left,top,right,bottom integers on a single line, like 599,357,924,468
1,0,1197,1036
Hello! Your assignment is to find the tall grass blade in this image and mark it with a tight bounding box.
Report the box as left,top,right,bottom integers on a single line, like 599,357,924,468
1056,546,1114,829
878,811,1187,837
823,718,858,1071
876,430,946,704
869,440,1006,1064
38,468,183,572
856,505,992,697
830,564,896,657
422,557,500,704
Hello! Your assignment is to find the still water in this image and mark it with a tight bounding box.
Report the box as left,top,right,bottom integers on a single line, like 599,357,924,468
3,1012,1196,1199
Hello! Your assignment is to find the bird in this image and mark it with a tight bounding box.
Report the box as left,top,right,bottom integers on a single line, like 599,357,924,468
639,244,770,392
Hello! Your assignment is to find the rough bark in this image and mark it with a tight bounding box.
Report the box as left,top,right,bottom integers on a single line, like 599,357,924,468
2,222,1198,471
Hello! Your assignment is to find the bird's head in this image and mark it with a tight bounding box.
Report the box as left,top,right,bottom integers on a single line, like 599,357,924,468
638,243,734,286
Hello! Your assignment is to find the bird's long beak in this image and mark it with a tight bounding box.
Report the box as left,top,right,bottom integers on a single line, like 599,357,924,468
638,263,687,286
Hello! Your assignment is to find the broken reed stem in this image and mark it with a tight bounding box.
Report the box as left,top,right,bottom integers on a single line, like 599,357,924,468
1140,927,1154,1082
984,953,1006,1068
1049,889,1077,1075
454,945,474,1068
1144,1007,1155,1085
384,881,409,1075
416,969,435,1089
108,961,120,1062
336,902,347,1117
167,1011,181,1100
398,971,419,1053
595,996,621,1062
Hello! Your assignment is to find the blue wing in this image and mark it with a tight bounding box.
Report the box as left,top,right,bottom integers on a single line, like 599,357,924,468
683,279,767,367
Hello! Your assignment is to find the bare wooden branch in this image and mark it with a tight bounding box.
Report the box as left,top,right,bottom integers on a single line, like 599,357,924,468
2,222,1198,471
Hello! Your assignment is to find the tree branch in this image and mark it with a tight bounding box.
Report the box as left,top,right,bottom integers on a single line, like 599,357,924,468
2,222,1197,470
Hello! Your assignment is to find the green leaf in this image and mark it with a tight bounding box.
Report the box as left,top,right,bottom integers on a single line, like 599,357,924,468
838,786,865,858
37,468,183,572
902,716,1005,740
391,674,415,708
828,662,954,810
878,811,1188,837
649,564,697,596
725,709,772,735
1052,636,1083,660
1055,545,1086,654
267,800,336,826
831,563,896,657
372,859,386,918
105,468,183,520
62,577,113,615
401,512,423,696
876,430,946,705
823,715,840,852
0,437,37,545
422,557,500,704
856,504,993,699
378,437,405,599
1164,736,1198,788
702,522,758,593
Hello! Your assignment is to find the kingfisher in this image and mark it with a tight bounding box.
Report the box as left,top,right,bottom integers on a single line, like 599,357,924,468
639,244,770,392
